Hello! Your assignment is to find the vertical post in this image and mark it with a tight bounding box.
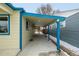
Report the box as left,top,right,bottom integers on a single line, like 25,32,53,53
48,25,50,41
56,19,61,52
20,12,22,50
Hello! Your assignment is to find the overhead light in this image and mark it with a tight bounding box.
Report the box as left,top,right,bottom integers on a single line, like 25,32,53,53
57,19,60,22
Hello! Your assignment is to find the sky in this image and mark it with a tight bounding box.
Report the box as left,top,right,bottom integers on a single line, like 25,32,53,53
12,3,79,13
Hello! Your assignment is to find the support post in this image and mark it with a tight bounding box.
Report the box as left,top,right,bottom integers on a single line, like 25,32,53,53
56,19,61,52
48,25,50,41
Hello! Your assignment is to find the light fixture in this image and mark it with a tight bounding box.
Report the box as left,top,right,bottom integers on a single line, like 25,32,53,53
57,19,60,22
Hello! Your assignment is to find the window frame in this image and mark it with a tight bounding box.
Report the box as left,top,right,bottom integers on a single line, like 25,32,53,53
0,14,10,35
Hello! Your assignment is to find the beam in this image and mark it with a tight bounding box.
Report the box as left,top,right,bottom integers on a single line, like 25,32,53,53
22,12,65,21
56,19,61,52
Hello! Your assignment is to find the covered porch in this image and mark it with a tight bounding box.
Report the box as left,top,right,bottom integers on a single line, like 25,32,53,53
21,12,65,52
18,34,68,56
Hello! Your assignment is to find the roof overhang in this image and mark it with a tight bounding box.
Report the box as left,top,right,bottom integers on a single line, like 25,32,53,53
0,3,14,14
4,3,66,27
22,12,65,27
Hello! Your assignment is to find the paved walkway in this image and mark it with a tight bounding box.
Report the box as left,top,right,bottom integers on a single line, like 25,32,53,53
18,34,68,56
18,34,57,56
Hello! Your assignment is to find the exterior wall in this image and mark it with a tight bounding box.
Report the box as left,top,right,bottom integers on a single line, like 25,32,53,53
0,11,20,48
65,12,79,31
22,17,34,48
0,10,20,55
60,12,79,48
51,12,79,48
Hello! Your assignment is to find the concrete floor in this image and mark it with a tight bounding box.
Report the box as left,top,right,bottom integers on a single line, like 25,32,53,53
18,34,57,56
18,34,68,56
0,34,69,56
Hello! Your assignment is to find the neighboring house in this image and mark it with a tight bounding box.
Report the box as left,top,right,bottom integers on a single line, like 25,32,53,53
51,8,79,48
51,9,79,29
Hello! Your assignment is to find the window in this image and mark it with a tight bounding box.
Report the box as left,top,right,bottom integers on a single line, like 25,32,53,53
0,15,10,35
26,19,30,30
26,21,29,29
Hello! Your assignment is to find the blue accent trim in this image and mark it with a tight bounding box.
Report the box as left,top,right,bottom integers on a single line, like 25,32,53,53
48,25,50,41
0,14,10,35
22,12,65,21
56,21,60,51
20,12,22,49
8,15,10,35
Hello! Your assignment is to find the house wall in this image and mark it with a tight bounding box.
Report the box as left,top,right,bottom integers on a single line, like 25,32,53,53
0,11,20,48
22,17,34,48
0,10,20,55
60,12,79,48
65,12,79,31
51,12,79,48
0,3,34,55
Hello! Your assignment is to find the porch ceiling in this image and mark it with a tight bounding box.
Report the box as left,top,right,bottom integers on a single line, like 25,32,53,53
24,16,56,27
22,12,65,27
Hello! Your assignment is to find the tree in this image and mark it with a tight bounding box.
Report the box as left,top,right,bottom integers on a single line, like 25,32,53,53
36,4,61,15
36,4,53,15
46,4,53,15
